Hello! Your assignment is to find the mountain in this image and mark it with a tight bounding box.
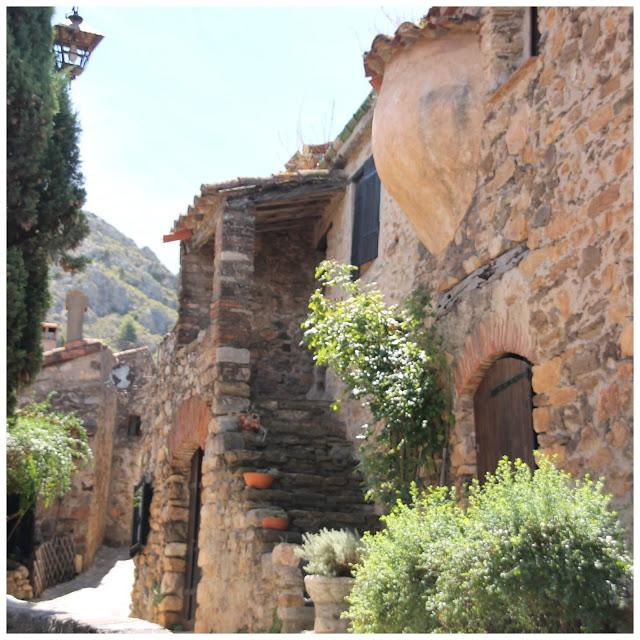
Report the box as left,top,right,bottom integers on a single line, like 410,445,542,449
47,212,178,352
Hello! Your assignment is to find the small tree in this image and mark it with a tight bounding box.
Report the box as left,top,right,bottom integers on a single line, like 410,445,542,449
117,316,139,350
302,260,452,508
7,399,92,527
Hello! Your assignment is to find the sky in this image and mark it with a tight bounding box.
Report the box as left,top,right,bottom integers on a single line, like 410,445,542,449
53,3,428,274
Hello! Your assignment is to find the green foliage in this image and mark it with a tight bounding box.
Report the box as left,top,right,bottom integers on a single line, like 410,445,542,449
296,528,362,577
6,399,92,517
117,315,139,350
302,260,452,507
345,456,633,633
433,456,633,633
345,485,461,633
6,7,88,414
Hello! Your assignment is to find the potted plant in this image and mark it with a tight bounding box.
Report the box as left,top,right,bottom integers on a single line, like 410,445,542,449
296,528,361,633
243,467,279,489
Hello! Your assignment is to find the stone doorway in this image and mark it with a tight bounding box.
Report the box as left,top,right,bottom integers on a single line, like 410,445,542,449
182,447,203,630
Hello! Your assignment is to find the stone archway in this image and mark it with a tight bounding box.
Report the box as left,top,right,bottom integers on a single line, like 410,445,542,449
448,315,535,487
169,396,211,468
158,396,211,629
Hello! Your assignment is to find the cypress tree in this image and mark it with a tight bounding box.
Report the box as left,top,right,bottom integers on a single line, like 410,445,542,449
117,317,139,351
6,7,88,413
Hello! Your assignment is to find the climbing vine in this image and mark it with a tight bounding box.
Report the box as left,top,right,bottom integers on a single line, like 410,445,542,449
302,261,452,508
6,398,92,519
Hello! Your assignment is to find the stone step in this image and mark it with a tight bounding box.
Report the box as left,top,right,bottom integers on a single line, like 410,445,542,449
244,488,370,513
285,508,371,533
255,528,303,544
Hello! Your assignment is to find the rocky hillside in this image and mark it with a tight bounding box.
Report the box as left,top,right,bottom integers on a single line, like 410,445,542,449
47,212,178,352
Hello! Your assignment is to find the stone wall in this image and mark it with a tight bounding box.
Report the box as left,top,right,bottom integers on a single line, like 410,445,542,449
439,6,632,533
176,239,215,345
129,329,216,628
337,6,632,533
6,562,34,601
250,227,324,400
22,341,118,571
105,347,154,547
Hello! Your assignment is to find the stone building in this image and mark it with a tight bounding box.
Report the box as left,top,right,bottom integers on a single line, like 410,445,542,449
130,5,632,632
10,290,152,597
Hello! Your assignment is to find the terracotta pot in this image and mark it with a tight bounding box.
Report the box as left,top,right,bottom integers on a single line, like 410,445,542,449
304,574,355,633
243,471,274,489
261,516,288,530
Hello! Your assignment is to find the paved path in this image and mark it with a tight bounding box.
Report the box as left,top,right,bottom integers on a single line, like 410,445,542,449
33,545,135,618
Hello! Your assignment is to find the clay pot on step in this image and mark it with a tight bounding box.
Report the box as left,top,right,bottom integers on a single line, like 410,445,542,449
243,471,274,489
261,516,288,530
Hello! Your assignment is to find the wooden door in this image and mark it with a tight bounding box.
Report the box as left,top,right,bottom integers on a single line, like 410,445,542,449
183,448,203,630
473,357,535,482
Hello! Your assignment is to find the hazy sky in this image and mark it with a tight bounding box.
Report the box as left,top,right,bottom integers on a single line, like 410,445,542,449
54,3,427,273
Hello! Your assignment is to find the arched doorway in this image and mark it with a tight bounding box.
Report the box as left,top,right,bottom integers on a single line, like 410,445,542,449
473,355,536,481
183,447,203,631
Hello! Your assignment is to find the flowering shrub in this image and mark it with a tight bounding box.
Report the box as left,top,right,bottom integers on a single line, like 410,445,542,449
345,456,633,633
7,398,91,516
302,260,451,508
344,485,460,632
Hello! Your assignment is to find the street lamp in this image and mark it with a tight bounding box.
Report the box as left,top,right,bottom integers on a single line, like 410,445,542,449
53,7,103,79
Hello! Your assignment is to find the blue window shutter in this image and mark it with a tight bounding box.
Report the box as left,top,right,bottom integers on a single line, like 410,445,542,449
351,157,381,267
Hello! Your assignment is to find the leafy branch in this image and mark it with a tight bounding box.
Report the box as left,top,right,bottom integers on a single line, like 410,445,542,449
302,260,453,508
7,398,92,526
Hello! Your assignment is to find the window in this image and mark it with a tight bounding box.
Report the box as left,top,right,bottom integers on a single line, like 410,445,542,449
351,156,381,270
127,414,142,438
130,478,153,557
528,7,541,57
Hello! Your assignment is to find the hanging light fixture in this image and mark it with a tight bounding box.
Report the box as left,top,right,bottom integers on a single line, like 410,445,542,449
53,7,103,79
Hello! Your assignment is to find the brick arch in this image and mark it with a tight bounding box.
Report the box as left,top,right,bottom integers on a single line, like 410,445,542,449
454,315,535,396
169,396,211,468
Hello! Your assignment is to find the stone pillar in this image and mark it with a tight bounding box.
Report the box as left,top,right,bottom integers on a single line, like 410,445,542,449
195,199,256,632
65,289,89,344
210,200,254,414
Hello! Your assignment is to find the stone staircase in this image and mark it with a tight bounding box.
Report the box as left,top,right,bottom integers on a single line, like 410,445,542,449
226,398,379,543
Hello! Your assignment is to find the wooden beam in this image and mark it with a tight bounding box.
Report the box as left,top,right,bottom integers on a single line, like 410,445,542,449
163,228,193,243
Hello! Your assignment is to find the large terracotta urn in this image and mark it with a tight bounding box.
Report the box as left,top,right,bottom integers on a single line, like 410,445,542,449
304,574,354,633
370,24,485,257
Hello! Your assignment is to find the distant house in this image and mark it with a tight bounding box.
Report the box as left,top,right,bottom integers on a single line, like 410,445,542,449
11,291,152,599
130,6,632,632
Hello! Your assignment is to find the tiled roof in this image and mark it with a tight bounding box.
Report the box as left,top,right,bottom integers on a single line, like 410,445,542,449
43,338,105,367
363,6,481,90
167,170,338,237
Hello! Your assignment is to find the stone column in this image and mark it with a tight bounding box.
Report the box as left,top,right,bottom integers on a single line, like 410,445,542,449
195,199,257,632
65,289,89,344
211,199,255,389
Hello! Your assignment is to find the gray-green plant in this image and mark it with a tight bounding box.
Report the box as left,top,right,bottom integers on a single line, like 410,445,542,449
432,456,633,633
302,260,452,508
344,485,461,632
345,456,632,633
296,528,362,577
6,398,92,520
